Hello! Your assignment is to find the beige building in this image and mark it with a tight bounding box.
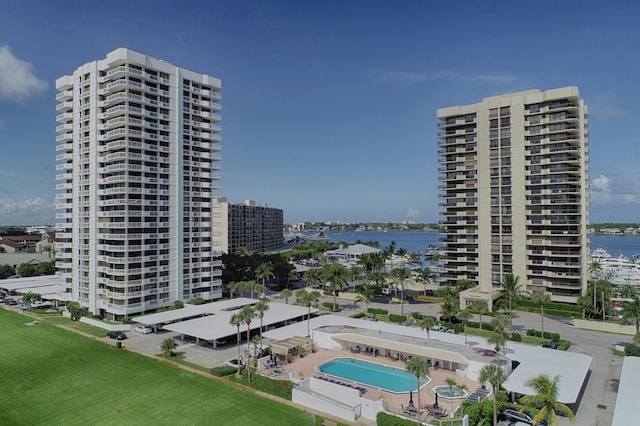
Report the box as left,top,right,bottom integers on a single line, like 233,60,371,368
437,87,589,306
214,199,284,254
55,48,223,320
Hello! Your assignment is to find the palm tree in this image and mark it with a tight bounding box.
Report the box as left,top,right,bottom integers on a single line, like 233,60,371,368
349,265,364,288
588,260,602,279
355,284,376,312
487,326,508,364
619,295,640,334
519,374,575,426
160,338,178,358
469,300,488,329
390,267,410,316
304,267,324,288
255,262,274,290
406,357,429,422
500,273,523,332
323,263,350,310
280,288,293,304
478,363,508,426
254,300,269,350
239,305,255,355
227,281,238,299
420,316,437,340
531,289,551,337
457,308,473,345
444,377,466,418
296,289,316,338
417,266,437,293
229,312,243,362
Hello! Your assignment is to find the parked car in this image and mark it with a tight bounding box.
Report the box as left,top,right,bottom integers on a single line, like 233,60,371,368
134,326,153,334
542,341,558,349
439,315,462,324
107,331,127,340
501,408,548,426
431,325,447,332
224,359,242,369
5,298,18,306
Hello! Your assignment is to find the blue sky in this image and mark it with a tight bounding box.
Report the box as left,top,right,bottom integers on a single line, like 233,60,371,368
0,1,639,225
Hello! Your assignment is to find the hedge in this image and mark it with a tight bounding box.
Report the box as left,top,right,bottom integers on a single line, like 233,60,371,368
558,340,571,351
321,302,341,312
238,369,294,400
389,314,407,323
210,366,237,377
526,329,561,342
514,305,577,318
368,307,388,315
349,312,366,319
516,299,582,313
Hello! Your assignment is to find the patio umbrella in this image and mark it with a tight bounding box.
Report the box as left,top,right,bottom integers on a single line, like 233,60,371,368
434,391,439,408
409,390,414,405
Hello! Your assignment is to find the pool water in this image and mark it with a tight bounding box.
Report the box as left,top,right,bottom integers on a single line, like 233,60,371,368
318,358,428,393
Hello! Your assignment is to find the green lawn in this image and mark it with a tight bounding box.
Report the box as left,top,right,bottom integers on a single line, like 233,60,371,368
0,309,315,425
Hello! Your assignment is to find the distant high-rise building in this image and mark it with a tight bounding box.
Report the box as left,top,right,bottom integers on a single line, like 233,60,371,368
437,87,589,306
55,48,223,320
214,199,284,254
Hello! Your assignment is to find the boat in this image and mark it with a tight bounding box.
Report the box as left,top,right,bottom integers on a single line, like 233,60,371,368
590,248,612,261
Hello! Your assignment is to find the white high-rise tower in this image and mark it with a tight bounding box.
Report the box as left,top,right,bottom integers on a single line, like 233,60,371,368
55,48,223,320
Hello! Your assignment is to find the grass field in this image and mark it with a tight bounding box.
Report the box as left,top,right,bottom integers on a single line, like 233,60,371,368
0,309,315,425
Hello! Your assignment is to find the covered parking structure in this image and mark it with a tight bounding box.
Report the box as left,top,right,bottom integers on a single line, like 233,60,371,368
163,302,316,349
0,275,67,304
132,298,257,334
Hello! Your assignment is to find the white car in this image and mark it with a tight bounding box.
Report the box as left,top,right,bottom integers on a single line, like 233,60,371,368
224,359,242,369
134,326,153,334
431,325,447,332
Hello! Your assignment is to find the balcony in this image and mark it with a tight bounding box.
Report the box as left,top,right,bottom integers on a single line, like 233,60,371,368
56,91,73,101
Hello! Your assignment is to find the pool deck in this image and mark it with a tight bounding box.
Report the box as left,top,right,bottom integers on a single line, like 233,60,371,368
260,347,479,418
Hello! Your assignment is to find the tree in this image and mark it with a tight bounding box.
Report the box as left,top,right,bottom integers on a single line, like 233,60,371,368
456,279,475,292
226,281,238,298
323,263,350,310
160,338,178,358
254,300,269,349
588,260,602,279
500,274,524,331
41,244,56,259
438,286,460,321
479,363,508,426
469,300,488,329
417,266,437,293
420,316,437,340
445,377,467,419
530,290,551,337
519,374,575,426
487,328,508,364
406,357,429,423
255,262,274,291
296,289,318,338
280,288,293,304
172,300,184,309
304,268,324,288
17,263,36,278
22,292,41,305
457,308,473,345
619,295,640,334
239,305,256,355
355,284,376,311
36,261,55,275
390,267,410,316
191,297,205,305
0,264,15,279
229,312,243,363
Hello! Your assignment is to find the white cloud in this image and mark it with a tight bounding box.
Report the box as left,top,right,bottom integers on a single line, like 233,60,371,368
0,46,47,102
589,92,625,120
0,197,55,225
592,174,610,191
407,207,420,217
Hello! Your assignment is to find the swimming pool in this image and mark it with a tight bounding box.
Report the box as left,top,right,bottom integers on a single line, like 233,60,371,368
317,358,429,393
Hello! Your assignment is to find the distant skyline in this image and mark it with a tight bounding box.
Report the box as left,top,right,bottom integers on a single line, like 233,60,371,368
1,1,639,225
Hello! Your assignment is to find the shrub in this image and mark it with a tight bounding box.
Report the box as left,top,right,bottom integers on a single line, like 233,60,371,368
625,343,640,357
411,312,424,320
388,314,407,323
510,332,522,342
321,302,341,312
350,312,365,319
239,369,293,399
526,329,561,342
557,340,571,351
367,307,388,315
210,366,237,377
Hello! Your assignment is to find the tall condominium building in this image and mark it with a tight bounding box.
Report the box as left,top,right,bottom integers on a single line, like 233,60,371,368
214,199,284,254
55,48,223,320
437,87,589,306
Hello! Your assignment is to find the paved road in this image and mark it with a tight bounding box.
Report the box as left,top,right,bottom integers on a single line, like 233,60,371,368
276,289,626,426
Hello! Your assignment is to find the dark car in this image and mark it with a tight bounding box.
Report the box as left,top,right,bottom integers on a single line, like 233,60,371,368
439,315,462,324
542,341,558,349
107,331,127,340
6,298,18,306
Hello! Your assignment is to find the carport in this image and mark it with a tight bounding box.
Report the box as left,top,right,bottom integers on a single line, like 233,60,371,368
271,336,311,356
